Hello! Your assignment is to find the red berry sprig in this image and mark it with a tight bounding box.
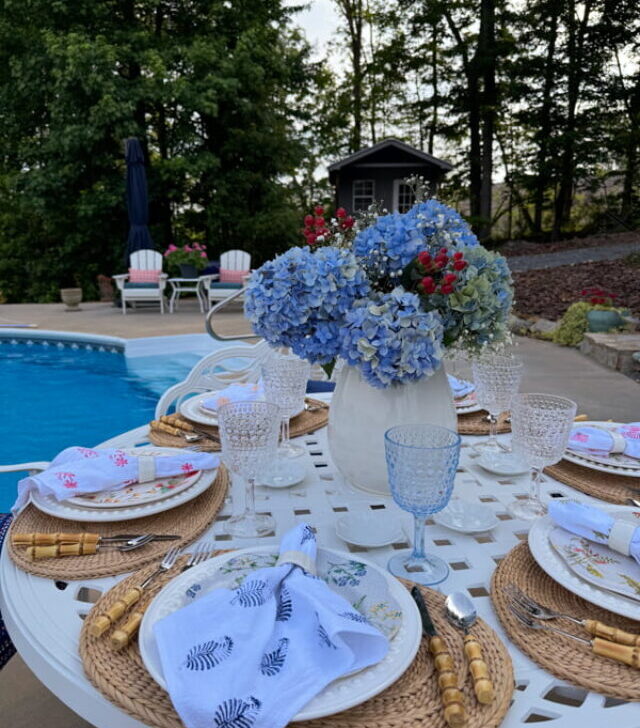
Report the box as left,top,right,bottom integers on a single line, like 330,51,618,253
301,205,355,245
417,247,467,296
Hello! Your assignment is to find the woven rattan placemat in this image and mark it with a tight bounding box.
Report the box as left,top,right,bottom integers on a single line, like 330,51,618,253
80,564,514,728
457,411,511,436
491,542,640,700
7,468,228,580
149,399,329,451
545,459,640,505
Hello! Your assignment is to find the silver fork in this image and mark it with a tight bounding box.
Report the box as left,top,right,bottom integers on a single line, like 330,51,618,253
504,584,640,645
181,541,216,571
507,601,640,667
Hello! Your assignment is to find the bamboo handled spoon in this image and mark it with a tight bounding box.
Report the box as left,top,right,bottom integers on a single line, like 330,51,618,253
445,592,494,704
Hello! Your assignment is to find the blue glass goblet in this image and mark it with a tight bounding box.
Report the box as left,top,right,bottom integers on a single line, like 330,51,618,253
385,424,461,586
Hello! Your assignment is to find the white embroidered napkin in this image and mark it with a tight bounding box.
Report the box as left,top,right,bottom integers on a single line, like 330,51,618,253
548,501,640,563
13,446,219,514
568,423,640,459
447,374,475,399
153,523,389,728
201,382,264,412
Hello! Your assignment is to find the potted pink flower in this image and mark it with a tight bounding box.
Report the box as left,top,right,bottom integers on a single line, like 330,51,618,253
164,242,208,278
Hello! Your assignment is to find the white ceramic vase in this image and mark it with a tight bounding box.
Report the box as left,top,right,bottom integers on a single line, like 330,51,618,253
327,364,457,496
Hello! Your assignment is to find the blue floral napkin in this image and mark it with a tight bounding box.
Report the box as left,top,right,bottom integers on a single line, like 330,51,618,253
153,523,389,728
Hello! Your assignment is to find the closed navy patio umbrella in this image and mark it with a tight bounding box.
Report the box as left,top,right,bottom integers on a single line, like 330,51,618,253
124,137,155,258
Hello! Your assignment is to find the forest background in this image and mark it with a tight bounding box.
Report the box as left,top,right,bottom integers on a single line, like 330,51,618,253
0,0,638,302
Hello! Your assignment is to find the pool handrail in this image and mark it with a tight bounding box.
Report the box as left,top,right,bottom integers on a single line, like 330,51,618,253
204,286,257,342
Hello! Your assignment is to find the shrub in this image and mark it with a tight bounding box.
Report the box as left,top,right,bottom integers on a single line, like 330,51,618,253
552,302,592,347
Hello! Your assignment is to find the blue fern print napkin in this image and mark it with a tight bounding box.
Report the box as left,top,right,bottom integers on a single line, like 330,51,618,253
447,374,474,399
153,523,389,728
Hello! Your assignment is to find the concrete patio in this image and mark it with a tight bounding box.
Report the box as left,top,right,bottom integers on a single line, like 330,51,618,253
1,302,640,727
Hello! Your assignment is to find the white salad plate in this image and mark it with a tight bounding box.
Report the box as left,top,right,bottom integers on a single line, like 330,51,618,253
335,513,404,548
30,447,218,522
433,499,499,534
529,510,640,621
140,546,421,721
564,421,640,477
181,390,303,426
477,451,529,476
259,459,307,488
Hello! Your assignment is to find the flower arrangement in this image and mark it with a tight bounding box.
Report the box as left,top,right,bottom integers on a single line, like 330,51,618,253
245,195,513,388
163,242,208,272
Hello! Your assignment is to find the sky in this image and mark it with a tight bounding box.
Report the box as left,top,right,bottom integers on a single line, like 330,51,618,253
287,0,342,68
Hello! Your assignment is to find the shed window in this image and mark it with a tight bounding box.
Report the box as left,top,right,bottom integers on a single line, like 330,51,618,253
394,180,414,213
353,180,375,211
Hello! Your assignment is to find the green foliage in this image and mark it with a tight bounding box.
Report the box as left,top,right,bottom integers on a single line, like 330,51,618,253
0,0,312,302
552,302,592,347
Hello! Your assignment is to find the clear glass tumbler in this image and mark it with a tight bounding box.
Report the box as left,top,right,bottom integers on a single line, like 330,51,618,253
217,400,280,538
509,393,577,520
261,354,311,460
472,353,523,458
385,424,461,586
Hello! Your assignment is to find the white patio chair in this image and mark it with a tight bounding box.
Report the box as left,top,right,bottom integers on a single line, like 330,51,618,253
199,249,251,311
155,340,272,417
113,249,168,315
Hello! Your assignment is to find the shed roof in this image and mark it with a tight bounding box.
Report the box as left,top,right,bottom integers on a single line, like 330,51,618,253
328,137,453,174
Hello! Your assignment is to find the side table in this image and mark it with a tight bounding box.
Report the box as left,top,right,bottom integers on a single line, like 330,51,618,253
167,278,204,313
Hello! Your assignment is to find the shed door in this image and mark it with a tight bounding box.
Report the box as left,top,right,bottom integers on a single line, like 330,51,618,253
393,180,414,213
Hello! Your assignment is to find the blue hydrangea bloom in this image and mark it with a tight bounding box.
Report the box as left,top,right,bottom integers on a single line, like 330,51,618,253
404,200,479,250
339,288,444,388
244,246,370,364
353,212,421,279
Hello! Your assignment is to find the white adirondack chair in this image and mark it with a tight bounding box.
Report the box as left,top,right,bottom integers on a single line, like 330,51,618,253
113,249,168,314
155,340,272,417
199,249,252,311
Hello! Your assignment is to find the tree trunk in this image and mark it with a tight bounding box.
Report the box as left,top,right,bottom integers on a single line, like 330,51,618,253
428,19,439,156
533,5,559,235
336,0,365,152
621,77,640,219
478,0,496,240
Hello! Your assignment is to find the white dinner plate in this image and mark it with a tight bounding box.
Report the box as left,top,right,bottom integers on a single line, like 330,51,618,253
30,448,219,522
529,510,640,621
564,421,640,477
140,546,421,721
433,499,499,534
180,391,304,426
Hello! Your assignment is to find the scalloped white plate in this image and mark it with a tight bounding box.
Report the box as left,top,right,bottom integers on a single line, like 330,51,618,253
180,391,303,426
140,546,421,721
529,511,640,620
30,448,218,522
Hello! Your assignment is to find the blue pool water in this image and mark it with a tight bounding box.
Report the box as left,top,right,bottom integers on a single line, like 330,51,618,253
0,341,197,512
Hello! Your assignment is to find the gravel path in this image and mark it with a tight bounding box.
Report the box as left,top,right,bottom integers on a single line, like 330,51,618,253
507,240,640,272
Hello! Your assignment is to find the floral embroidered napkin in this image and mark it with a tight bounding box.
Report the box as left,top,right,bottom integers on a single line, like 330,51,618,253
568,422,640,460
13,446,219,513
153,523,389,728
201,382,264,412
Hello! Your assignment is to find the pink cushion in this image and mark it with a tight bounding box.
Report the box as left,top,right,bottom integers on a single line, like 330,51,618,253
129,268,160,283
219,268,249,284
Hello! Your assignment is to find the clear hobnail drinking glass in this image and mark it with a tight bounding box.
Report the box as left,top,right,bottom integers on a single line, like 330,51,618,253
509,393,577,520
472,354,523,456
261,354,311,460
385,424,461,586
217,401,280,538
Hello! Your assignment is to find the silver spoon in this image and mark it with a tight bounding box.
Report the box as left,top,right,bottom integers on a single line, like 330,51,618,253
444,592,494,704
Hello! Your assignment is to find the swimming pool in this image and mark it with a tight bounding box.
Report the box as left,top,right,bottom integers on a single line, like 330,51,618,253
0,338,200,512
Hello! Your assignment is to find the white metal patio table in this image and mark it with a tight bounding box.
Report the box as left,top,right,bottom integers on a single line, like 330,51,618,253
1,400,638,727
167,277,205,313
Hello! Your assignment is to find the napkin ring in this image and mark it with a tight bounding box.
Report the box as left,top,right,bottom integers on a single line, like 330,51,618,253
610,432,627,454
277,550,316,575
608,519,636,556
137,456,156,483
